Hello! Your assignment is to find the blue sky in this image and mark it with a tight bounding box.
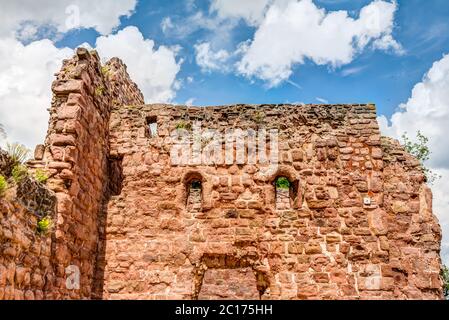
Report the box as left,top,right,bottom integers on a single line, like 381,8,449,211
0,0,448,265
52,0,449,119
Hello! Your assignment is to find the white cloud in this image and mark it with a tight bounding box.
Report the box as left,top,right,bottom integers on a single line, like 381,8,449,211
0,0,137,38
286,79,302,90
316,97,329,104
0,37,72,149
341,65,367,77
379,54,449,169
0,26,183,150
236,0,402,86
185,98,196,106
210,0,273,26
194,42,231,72
95,26,182,103
161,11,223,38
433,168,449,266
161,17,174,34
378,54,449,265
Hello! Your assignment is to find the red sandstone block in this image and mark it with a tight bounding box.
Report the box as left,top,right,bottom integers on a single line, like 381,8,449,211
66,93,86,106
57,104,81,120
313,272,330,283
48,162,72,170
49,134,76,146
53,80,83,94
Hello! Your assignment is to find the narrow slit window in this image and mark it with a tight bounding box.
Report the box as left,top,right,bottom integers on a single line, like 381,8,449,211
146,116,158,137
187,179,202,212
275,177,291,210
109,156,124,196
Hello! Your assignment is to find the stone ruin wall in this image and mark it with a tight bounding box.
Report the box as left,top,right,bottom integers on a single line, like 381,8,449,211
0,48,444,300
102,103,443,300
0,147,57,300
1,48,143,299
0,180,56,300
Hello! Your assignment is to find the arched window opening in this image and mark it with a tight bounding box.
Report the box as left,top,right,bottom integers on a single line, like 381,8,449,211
275,177,291,210
187,179,202,212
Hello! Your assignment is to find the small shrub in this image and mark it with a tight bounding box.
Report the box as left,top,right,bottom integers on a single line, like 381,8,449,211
95,85,105,96
34,169,49,184
175,121,192,131
6,142,30,165
276,177,290,190
254,110,266,124
402,131,441,184
442,265,449,299
37,216,53,235
0,175,7,196
12,164,28,183
101,65,111,77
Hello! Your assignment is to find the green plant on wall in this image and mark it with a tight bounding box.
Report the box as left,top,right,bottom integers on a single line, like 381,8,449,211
254,110,266,124
402,131,441,184
12,164,28,183
0,175,7,196
276,177,290,190
37,216,53,235
176,121,192,131
6,142,30,165
34,169,49,184
95,85,105,97
101,65,111,77
442,265,449,299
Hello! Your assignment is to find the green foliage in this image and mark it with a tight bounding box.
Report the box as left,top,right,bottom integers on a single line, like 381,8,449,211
101,65,111,77
95,85,105,96
254,110,266,124
402,131,441,184
6,142,30,165
442,265,449,299
276,177,291,190
190,180,202,190
0,175,7,196
175,121,192,131
12,164,28,183
37,216,53,235
34,169,49,184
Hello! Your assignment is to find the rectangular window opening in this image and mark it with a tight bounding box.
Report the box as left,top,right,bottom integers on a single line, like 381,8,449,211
146,116,158,137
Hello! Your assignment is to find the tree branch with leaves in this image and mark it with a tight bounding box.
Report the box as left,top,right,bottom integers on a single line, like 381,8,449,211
442,265,449,299
401,130,441,184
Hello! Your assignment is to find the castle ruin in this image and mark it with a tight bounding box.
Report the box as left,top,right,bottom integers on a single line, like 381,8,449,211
0,48,444,300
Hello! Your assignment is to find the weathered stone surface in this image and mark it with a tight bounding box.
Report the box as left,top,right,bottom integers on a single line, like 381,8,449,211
0,48,443,301
100,103,443,300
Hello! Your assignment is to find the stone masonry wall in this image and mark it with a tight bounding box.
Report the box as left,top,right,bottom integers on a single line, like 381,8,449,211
0,154,56,300
1,48,443,300
0,199,54,300
101,103,443,300
25,48,143,299
380,137,443,297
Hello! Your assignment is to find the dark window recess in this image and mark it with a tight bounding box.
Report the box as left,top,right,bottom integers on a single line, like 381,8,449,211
187,179,202,212
275,177,291,210
109,156,124,196
146,116,158,137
